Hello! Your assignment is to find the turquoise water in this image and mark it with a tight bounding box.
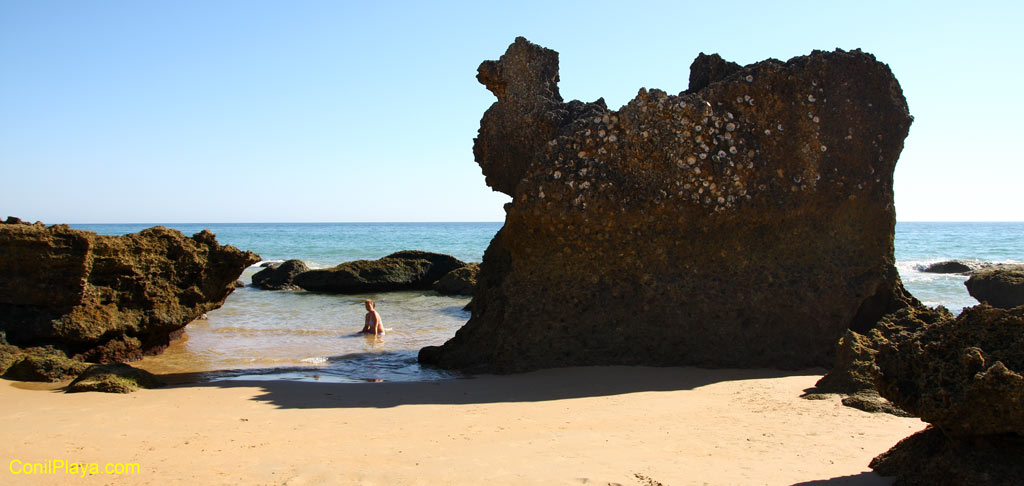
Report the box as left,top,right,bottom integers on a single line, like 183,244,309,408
72,222,501,268
72,222,501,383
69,222,1022,382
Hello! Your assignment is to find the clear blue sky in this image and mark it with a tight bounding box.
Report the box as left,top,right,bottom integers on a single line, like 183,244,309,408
2,1,1021,223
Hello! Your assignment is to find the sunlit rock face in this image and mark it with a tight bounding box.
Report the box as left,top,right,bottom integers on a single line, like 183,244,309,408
0,219,259,363
420,37,915,373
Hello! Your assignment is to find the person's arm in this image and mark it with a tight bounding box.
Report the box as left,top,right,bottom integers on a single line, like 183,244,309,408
373,312,385,335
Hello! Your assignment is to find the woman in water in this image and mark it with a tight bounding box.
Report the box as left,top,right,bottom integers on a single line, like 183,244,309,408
360,299,385,336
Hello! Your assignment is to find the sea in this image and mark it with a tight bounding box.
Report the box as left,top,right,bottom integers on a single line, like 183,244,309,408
69,221,1023,383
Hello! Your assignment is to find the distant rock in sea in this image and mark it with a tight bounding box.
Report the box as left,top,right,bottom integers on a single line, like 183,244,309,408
914,259,989,274
965,264,1024,309
0,219,260,366
420,37,916,372
293,250,465,294
433,263,480,296
870,305,1024,484
252,259,309,290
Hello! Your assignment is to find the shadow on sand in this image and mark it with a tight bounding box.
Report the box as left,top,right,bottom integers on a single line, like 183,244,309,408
791,471,895,485
154,365,826,410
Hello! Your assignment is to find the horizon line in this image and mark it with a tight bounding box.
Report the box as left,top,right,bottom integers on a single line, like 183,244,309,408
9,219,1023,225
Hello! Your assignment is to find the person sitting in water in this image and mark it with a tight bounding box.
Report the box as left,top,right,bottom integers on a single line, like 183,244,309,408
360,299,385,336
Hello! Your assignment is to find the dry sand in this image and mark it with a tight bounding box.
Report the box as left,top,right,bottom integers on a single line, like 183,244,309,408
0,367,924,485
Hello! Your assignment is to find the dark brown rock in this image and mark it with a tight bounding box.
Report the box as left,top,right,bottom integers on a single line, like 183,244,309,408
0,343,19,375
66,363,165,393
420,38,915,373
815,303,951,394
840,390,912,416
687,53,742,92
870,426,1024,486
433,263,480,296
3,350,88,382
965,264,1024,309
294,250,465,294
0,221,260,363
814,329,879,393
251,259,309,290
870,305,1024,484
914,260,987,274
809,304,950,416
874,305,1024,437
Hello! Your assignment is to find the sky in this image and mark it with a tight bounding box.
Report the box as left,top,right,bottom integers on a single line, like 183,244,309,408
1,1,1021,223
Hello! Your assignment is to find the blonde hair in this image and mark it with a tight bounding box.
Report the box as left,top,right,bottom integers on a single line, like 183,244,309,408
364,299,375,308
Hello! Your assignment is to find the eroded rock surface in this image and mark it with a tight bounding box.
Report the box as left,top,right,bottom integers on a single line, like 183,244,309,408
870,305,1024,484
810,304,950,414
2,347,89,382
294,251,465,294
965,264,1024,309
66,363,165,393
875,305,1024,437
420,37,915,372
0,220,259,364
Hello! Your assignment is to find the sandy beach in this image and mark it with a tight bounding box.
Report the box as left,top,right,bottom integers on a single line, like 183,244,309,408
1,367,924,486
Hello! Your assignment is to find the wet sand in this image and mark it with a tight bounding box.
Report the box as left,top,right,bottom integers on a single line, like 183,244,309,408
0,366,923,485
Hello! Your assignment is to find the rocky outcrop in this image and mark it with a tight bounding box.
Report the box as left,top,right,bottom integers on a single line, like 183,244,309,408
0,343,19,375
0,220,260,364
420,37,915,372
870,305,1024,484
870,427,1023,486
914,260,989,274
434,263,480,296
810,304,950,414
294,251,466,294
66,363,165,393
965,264,1024,309
252,259,309,290
2,347,89,382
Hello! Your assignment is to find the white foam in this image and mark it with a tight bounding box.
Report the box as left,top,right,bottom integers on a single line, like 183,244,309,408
250,259,286,269
300,356,329,365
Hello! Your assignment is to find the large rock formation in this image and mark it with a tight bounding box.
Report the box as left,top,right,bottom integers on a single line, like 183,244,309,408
294,251,466,294
420,37,915,372
0,220,260,363
870,305,1024,484
965,264,1024,309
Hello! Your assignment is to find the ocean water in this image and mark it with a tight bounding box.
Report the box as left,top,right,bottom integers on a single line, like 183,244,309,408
72,222,501,383
895,222,1023,314
69,221,1022,382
